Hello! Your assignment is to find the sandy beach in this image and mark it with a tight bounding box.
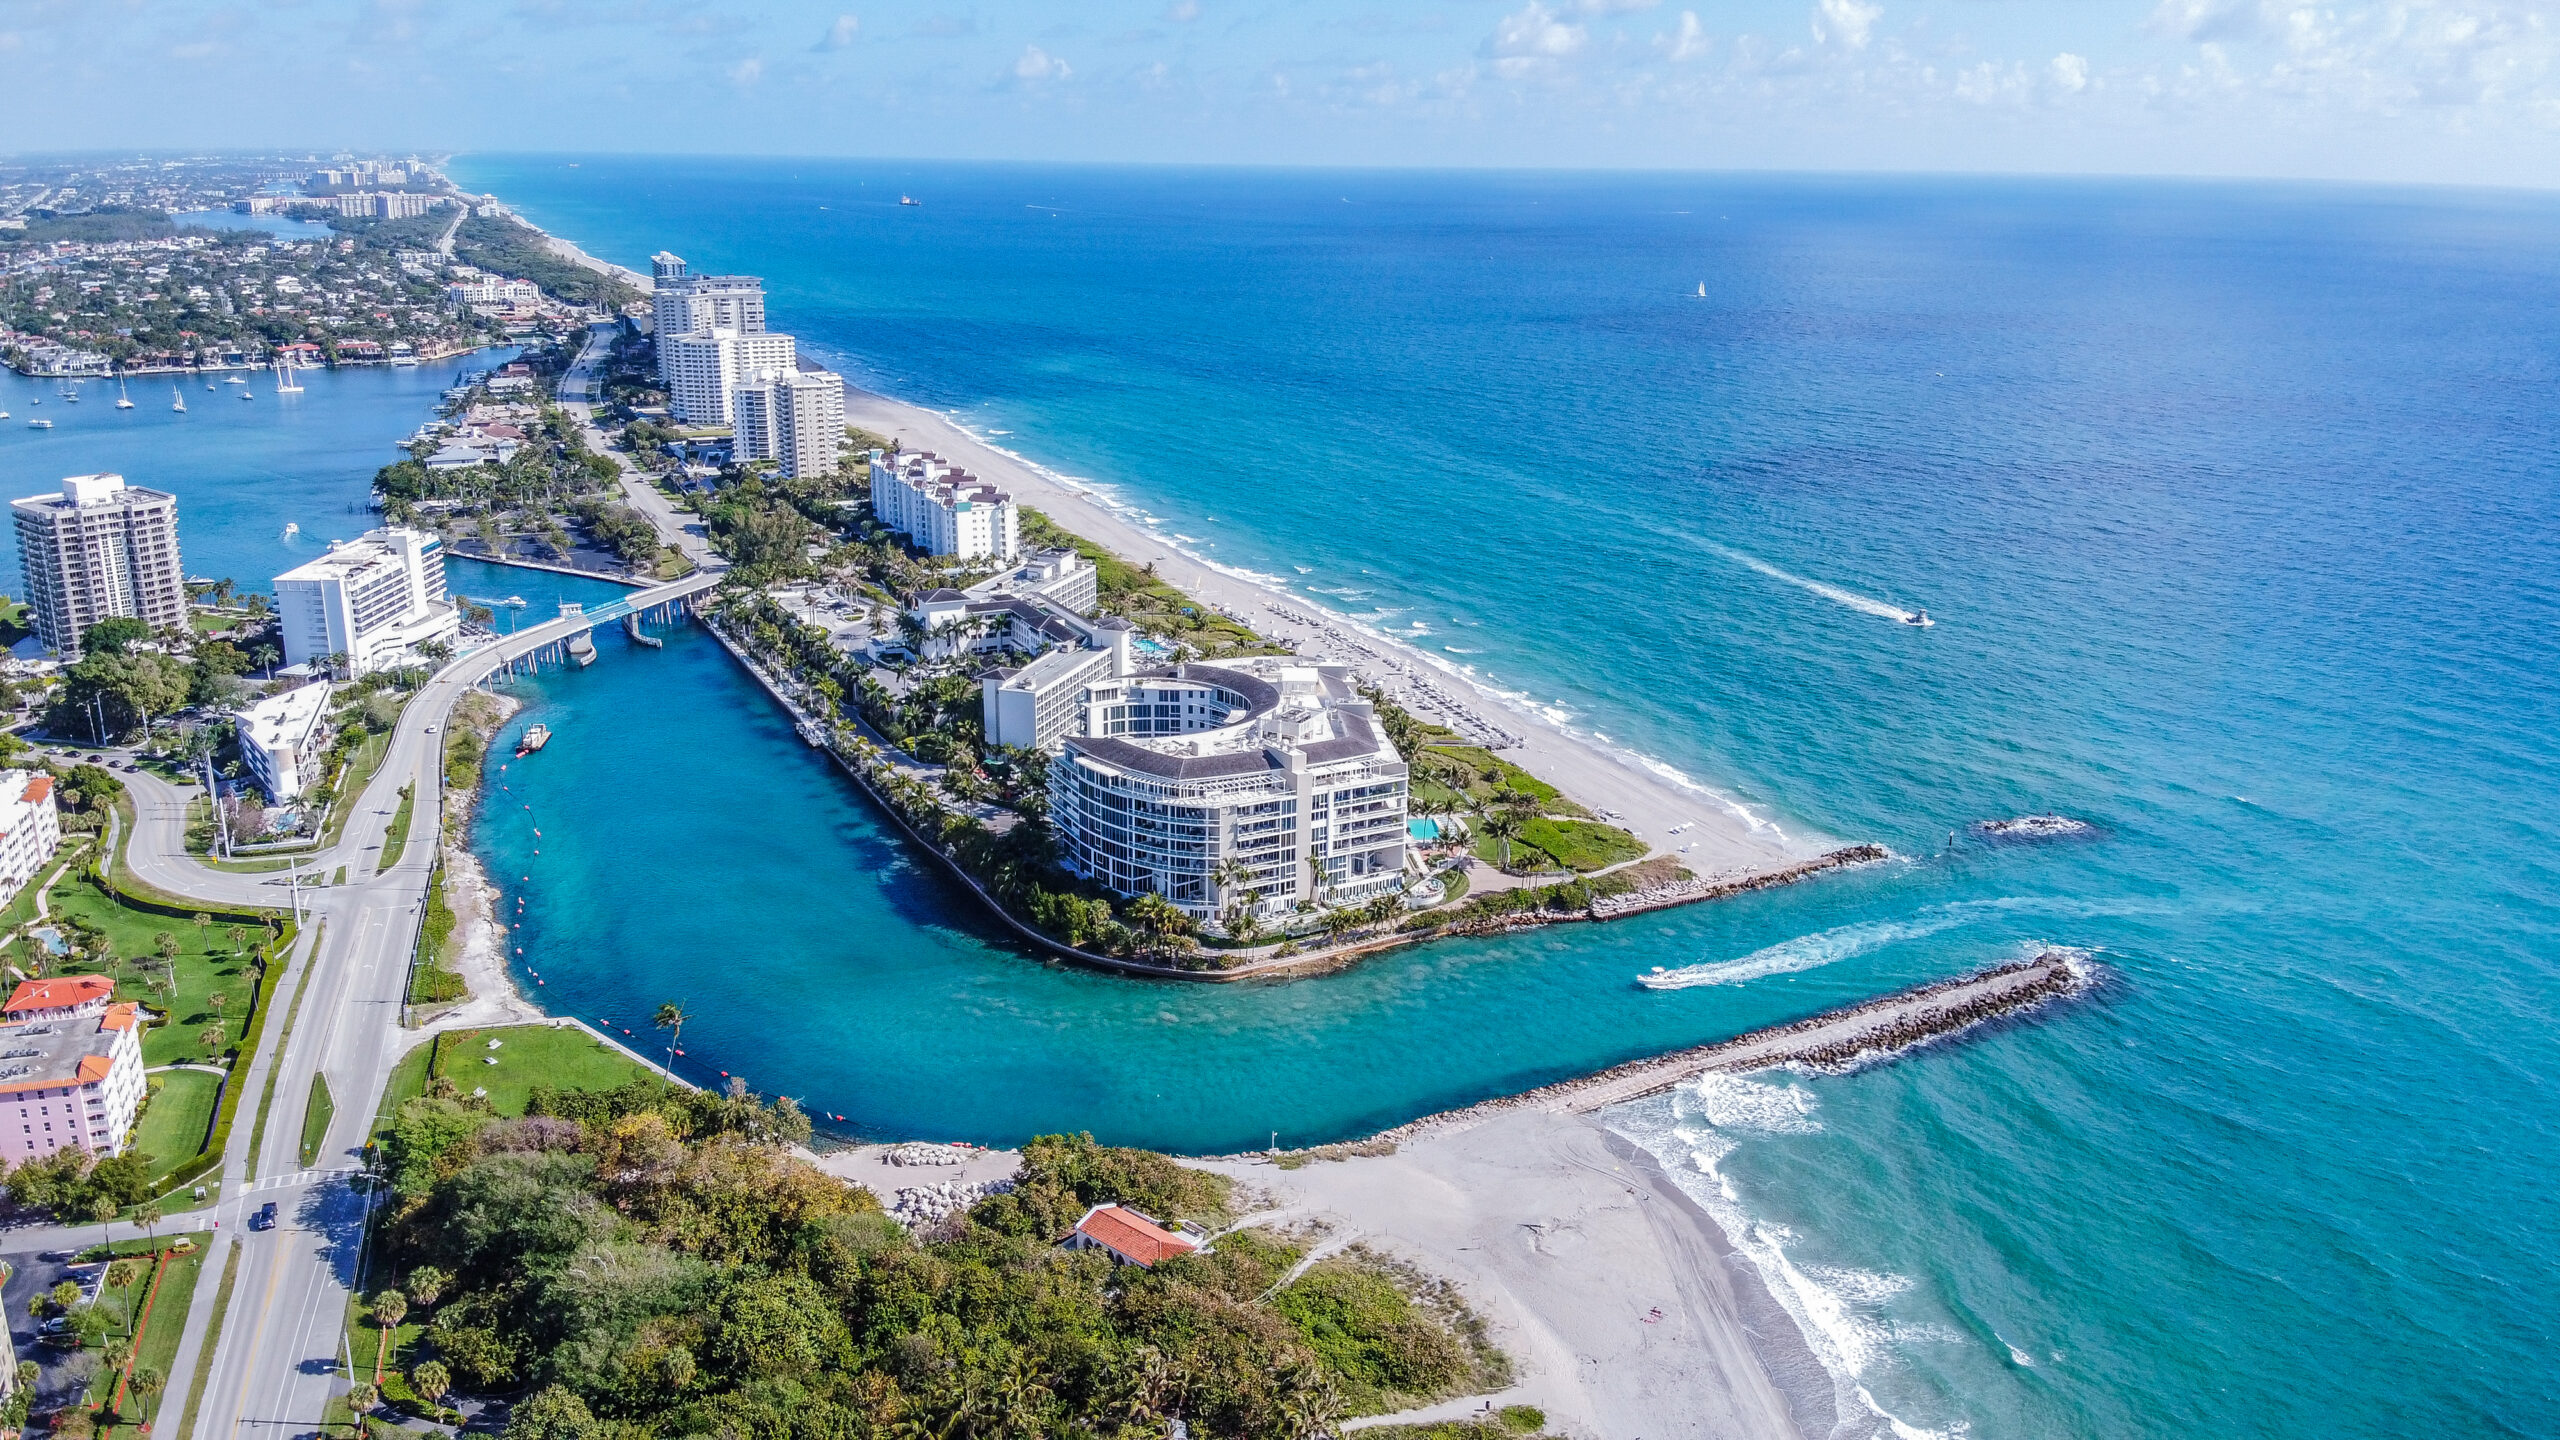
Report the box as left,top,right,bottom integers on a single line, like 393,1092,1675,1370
839,387,1816,885
1199,1109,1827,1440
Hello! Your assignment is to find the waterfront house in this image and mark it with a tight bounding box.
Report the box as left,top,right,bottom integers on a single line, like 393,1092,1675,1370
1064,1204,1205,1268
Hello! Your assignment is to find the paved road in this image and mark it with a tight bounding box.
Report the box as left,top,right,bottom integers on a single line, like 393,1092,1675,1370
558,322,723,571
105,571,715,1440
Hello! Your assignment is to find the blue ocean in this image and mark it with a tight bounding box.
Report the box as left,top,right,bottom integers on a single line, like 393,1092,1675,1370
21,159,2546,1438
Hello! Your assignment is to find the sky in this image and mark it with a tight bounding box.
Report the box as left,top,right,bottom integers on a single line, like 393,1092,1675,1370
4,1,2557,186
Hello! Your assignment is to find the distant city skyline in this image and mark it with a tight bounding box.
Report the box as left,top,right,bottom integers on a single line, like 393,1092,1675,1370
5,1,2556,187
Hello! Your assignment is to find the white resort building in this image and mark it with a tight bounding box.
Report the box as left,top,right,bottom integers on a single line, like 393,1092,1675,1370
662,327,798,426
235,682,335,803
869,450,1020,560
1044,658,1410,921
0,772,61,910
734,366,846,479
9,474,187,659
274,527,461,676
0,977,146,1164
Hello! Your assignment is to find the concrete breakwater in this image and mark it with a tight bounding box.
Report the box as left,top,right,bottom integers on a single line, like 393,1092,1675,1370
1363,950,2091,1145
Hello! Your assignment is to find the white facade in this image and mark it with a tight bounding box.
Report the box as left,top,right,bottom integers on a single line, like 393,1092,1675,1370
0,772,62,910
733,367,846,479
1045,659,1410,921
662,327,797,426
235,682,336,803
652,261,768,384
869,450,1020,560
446,278,541,310
274,527,460,675
10,473,187,659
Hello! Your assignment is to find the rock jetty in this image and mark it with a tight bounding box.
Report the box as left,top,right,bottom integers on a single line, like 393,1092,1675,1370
1360,949,2091,1146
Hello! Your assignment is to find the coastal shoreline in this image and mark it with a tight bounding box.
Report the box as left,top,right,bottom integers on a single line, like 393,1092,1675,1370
834,382,1817,889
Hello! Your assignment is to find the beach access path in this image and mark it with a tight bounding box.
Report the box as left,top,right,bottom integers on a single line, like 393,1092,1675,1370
838,387,1809,884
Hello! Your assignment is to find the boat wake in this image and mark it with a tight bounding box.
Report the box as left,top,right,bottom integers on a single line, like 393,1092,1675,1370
1701,541,1927,625
1976,814,2097,843
1640,897,2153,989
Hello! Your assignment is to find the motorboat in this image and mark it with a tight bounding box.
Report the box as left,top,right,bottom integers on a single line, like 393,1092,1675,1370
224,374,246,385
1903,609,1934,627
503,595,527,608
516,723,553,758
900,195,920,206
27,418,51,429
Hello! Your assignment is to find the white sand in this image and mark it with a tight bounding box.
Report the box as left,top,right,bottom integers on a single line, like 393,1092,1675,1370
1199,1109,1828,1440
840,389,1815,883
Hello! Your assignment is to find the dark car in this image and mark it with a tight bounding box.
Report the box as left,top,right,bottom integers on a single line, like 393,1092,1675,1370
249,1201,278,1231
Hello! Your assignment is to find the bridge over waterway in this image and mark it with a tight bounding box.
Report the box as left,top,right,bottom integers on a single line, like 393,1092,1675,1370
454,569,724,682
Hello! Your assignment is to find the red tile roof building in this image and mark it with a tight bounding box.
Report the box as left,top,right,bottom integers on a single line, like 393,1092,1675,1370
1065,1204,1205,1268
0,769,62,909
0,986,146,1163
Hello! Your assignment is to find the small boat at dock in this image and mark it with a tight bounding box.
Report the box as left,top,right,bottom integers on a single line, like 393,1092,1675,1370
516,724,552,758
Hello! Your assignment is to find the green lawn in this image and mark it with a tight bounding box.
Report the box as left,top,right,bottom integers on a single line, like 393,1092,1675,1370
123,1238,212,1424
317,728,392,848
369,1039,435,1150
427,1024,659,1116
172,1240,240,1440
378,784,416,875
299,1072,335,1167
1519,817,1648,873
22,874,275,1067
133,1068,224,1183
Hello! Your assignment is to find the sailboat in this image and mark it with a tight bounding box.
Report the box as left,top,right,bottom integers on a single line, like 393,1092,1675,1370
1695,282,1706,298
62,381,79,404
274,358,304,394
171,385,187,413
115,377,135,409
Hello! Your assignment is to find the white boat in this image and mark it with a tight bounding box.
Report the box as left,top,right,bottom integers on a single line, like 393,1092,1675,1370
503,595,527,608
283,522,299,538
274,359,303,394
114,378,134,409
1695,282,1706,298
1903,609,1934,627
28,418,52,429
0,407,8,419
240,387,255,400
224,375,246,385
171,386,186,413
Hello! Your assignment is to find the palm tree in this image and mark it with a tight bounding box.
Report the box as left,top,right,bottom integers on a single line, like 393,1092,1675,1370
129,1365,165,1425
1124,894,1188,958
369,1290,407,1384
1478,808,1524,871
1210,857,1254,910
404,1266,446,1308
653,1002,690,1086
137,1200,163,1254
191,912,212,950
410,1361,451,1413
1363,892,1401,928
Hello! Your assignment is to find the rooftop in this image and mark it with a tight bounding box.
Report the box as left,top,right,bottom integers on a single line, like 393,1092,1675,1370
275,526,435,583
3,976,113,1015
237,680,334,746
0,1004,133,1096
1072,1204,1202,1268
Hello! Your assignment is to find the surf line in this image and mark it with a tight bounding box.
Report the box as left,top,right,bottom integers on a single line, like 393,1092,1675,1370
1696,539,1924,624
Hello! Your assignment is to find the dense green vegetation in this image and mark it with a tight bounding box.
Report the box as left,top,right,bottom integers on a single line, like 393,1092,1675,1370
364,1102,1497,1440
325,203,463,252
12,206,180,244
429,1025,659,1118
409,867,467,1005
451,214,641,310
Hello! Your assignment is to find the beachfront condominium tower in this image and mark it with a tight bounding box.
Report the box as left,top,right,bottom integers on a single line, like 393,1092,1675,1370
734,366,847,479
1043,658,1411,924
652,251,687,287
662,327,797,426
869,450,1021,560
272,526,462,676
652,258,769,386
9,474,186,659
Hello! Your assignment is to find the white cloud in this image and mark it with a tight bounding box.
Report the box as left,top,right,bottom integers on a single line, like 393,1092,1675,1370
814,14,858,51
2149,0,2263,43
1658,9,1710,61
1487,2,1587,76
1812,0,1882,50
2051,51,2090,93
1164,0,1200,20
1576,0,1662,12
1014,43,1070,81
727,56,763,85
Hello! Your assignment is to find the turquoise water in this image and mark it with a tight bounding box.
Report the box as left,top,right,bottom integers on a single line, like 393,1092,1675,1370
452,160,2559,1439
0,353,510,595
